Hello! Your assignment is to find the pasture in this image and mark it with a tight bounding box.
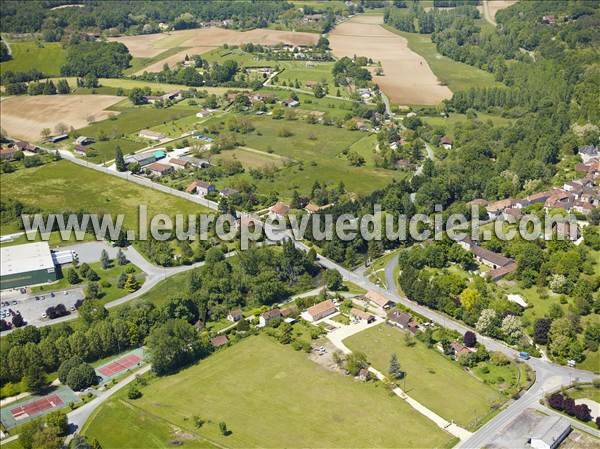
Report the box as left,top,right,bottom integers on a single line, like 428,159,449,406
382,26,500,92
203,114,400,199
329,15,452,105
0,95,122,142
83,335,455,448
0,41,66,75
344,324,504,430
0,160,211,233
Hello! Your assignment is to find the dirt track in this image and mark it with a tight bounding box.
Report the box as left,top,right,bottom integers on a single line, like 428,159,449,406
1,95,122,141
329,15,452,105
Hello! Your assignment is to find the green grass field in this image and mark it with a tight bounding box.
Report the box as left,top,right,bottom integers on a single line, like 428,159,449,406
381,26,500,93
88,138,147,163
83,335,455,448
0,160,211,233
203,114,400,199
422,112,514,135
344,324,504,430
212,147,286,169
0,41,66,75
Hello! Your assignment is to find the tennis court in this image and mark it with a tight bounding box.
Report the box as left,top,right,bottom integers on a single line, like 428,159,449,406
0,387,78,429
95,348,145,383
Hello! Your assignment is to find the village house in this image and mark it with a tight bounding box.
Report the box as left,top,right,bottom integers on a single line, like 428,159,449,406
259,308,282,327
210,335,229,348
269,202,290,219
282,98,300,108
180,156,210,168
542,15,556,24
168,158,190,169
280,305,299,320
14,141,39,152
364,290,394,310
527,190,553,205
350,307,375,323
440,135,453,150
449,341,473,360
227,308,243,322
395,159,414,170
503,207,522,220
467,198,489,208
485,198,513,219
544,191,575,211
387,309,419,334
138,129,166,141
488,262,517,282
304,202,333,214
306,299,337,322
458,236,515,270
0,146,18,160
186,180,216,196
145,162,173,177
145,91,181,104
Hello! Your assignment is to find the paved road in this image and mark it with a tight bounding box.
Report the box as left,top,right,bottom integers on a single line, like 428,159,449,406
68,364,152,432
16,143,598,446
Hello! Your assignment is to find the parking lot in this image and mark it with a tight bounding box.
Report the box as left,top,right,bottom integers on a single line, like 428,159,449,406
1,287,84,328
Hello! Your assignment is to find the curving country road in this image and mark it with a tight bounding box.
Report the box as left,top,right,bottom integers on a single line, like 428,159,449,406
10,143,598,447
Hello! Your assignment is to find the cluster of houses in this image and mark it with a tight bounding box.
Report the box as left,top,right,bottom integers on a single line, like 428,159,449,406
458,236,518,282
143,91,182,105
0,140,40,160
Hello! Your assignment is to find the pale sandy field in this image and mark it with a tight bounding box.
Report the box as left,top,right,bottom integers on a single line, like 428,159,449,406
109,27,319,74
483,0,518,26
0,95,122,141
329,15,452,105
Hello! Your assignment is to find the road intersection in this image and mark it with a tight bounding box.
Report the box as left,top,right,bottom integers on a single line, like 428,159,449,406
9,146,598,447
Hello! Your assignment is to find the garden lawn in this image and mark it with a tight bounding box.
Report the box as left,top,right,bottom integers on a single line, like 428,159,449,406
205,114,400,199
83,335,455,449
0,160,211,231
344,324,504,430
381,26,500,93
0,41,66,75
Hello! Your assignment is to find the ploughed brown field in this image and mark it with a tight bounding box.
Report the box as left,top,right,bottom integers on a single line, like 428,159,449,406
329,15,452,105
0,95,122,141
108,27,319,75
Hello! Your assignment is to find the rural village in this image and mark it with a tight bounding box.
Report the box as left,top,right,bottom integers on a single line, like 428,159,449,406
0,2,599,449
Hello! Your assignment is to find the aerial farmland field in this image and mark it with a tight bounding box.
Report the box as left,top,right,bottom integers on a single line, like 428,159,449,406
0,95,123,141
329,15,452,105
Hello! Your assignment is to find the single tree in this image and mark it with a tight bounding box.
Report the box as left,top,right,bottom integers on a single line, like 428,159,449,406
100,249,110,269
463,331,477,348
115,146,126,172
116,248,128,265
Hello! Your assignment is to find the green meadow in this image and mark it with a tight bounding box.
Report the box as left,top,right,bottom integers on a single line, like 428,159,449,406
83,335,455,449
0,40,66,75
